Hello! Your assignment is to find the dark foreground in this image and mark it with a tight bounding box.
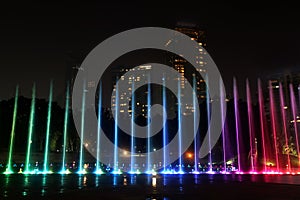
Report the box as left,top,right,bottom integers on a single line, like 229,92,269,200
1,174,300,199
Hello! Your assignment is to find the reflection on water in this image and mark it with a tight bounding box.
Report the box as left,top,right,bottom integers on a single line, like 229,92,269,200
95,175,99,188
1,174,300,199
152,177,157,187
123,176,127,186
41,175,47,196
113,175,117,186
60,175,64,194
130,175,136,184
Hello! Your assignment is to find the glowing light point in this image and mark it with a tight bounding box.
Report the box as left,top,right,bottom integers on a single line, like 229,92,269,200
129,169,141,175
111,169,122,175
192,170,200,175
206,170,215,175
60,169,71,175
3,168,13,175
94,169,104,175
77,169,87,175
18,168,23,174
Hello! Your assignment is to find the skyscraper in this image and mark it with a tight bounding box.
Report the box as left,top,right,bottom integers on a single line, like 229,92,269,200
173,22,207,99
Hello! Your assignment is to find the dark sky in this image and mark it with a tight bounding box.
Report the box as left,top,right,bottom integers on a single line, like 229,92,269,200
1,1,300,103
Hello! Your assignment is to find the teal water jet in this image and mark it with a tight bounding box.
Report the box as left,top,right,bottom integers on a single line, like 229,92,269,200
5,86,19,174
61,84,70,174
78,80,86,174
43,81,53,173
24,84,36,174
95,81,103,174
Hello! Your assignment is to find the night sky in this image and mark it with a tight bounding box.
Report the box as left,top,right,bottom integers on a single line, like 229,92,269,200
1,1,300,103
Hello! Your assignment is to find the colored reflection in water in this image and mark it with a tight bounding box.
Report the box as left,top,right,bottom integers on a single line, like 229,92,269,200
95,175,99,188
1,174,300,199
152,176,157,187
130,175,136,185
78,175,82,189
123,176,128,186
3,175,9,198
23,175,29,197
179,175,183,193
113,175,118,186
41,175,47,196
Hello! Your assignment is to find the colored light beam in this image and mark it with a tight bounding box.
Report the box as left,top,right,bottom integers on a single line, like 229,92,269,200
96,81,103,174
78,80,86,174
147,75,152,172
24,84,36,173
220,78,227,172
130,80,135,173
5,86,19,174
269,81,279,172
246,79,255,172
178,74,183,173
162,75,168,172
206,75,212,172
61,84,70,173
193,75,198,173
258,79,267,172
43,81,53,173
113,78,119,173
289,84,300,167
279,83,291,172
233,78,241,172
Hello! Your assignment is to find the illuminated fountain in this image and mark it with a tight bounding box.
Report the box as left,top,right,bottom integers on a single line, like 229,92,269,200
193,75,199,174
289,83,300,167
220,78,228,173
177,74,184,174
78,80,87,174
146,77,152,174
269,80,280,172
246,79,256,173
60,84,70,174
95,82,104,175
129,80,137,174
162,75,169,174
279,82,291,172
206,75,213,173
258,79,268,173
1,76,300,176
43,81,53,174
24,84,36,174
4,86,18,174
233,77,242,173
112,78,121,175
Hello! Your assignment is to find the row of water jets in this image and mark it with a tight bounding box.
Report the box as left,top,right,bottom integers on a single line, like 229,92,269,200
3,77,300,175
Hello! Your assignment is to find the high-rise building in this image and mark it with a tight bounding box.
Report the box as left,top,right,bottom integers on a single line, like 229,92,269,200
108,23,208,117
173,22,207,94
111,65,153,117
170,22,207,115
